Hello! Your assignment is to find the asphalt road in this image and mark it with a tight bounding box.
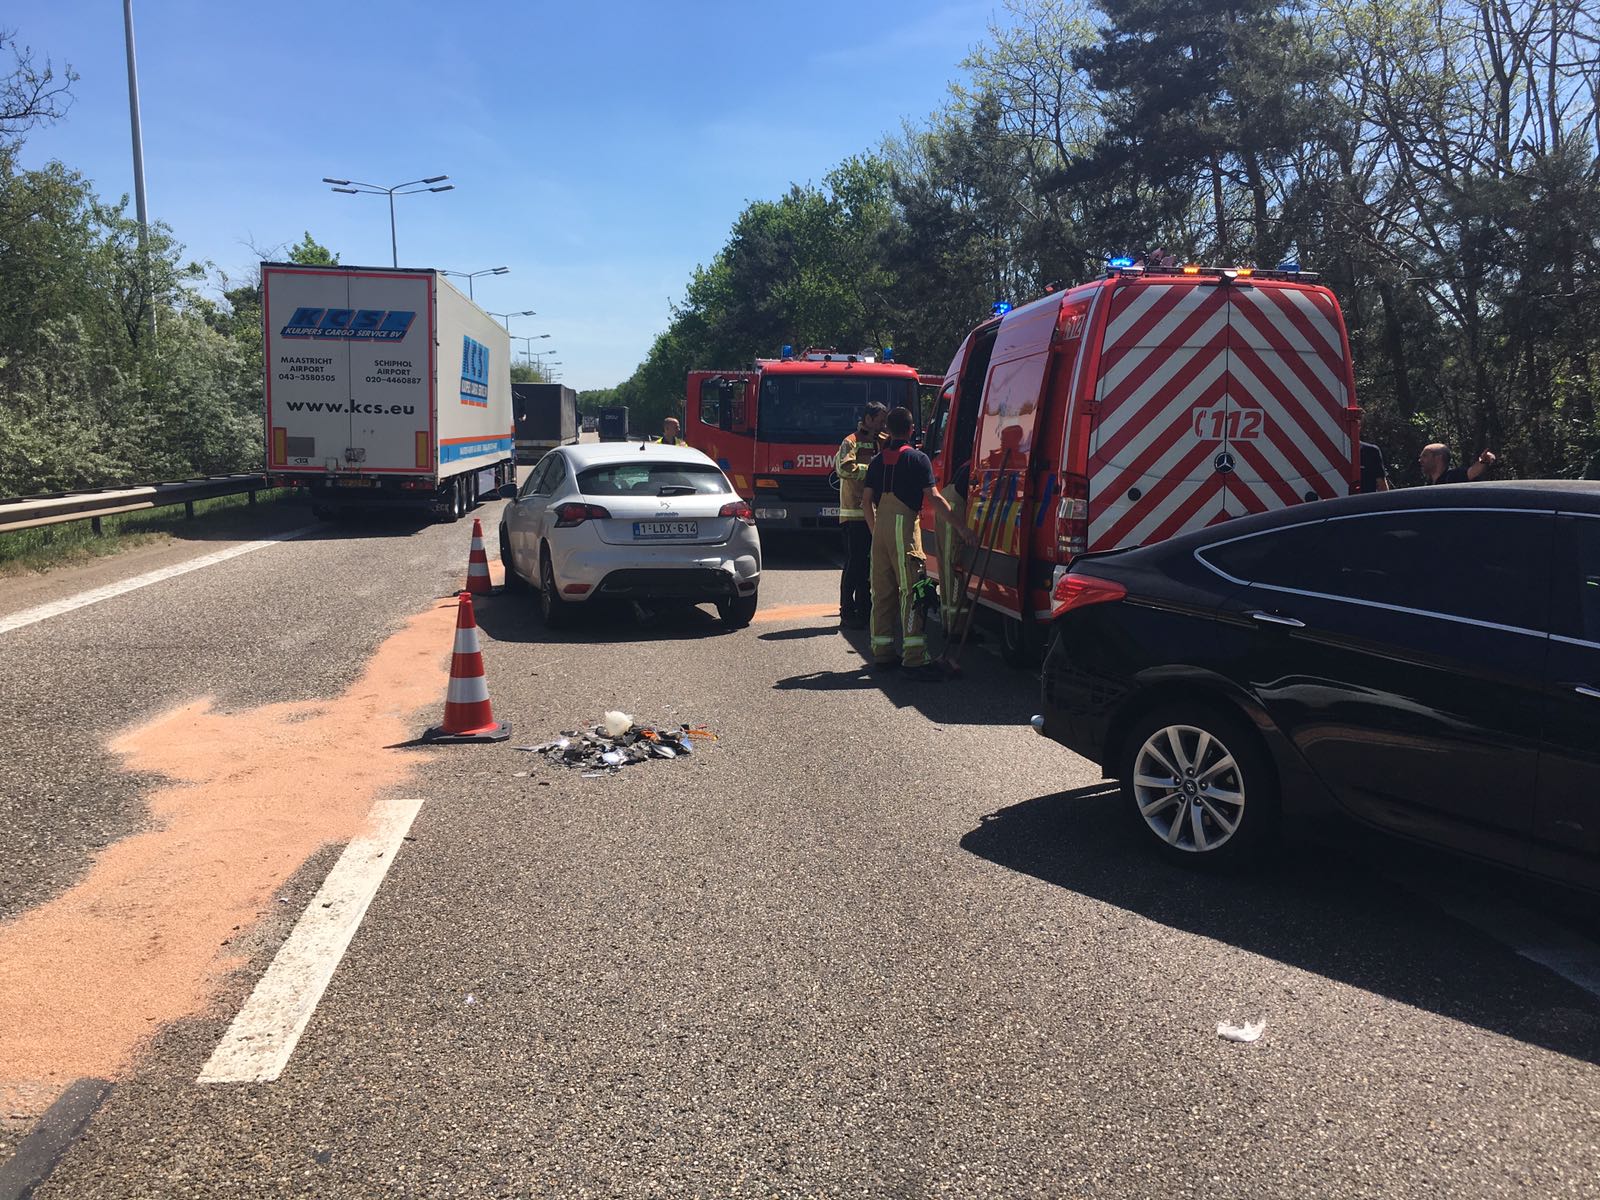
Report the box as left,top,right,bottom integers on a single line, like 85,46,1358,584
3,491,1600,1198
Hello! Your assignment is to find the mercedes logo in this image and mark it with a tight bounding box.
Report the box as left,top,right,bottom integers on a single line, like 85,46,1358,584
1213,451,1236,474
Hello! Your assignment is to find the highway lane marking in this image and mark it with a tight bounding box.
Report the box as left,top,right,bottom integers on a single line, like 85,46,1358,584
196,796,424,1084
1423,888,1600,1001
0,526,319,636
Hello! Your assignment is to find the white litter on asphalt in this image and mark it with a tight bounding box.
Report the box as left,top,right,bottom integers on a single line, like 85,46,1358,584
1217,1019,1266,1044
0,525,319,636
196,795,424,1084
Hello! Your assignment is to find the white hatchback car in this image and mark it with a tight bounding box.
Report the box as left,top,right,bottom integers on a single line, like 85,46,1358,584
498,441,762,627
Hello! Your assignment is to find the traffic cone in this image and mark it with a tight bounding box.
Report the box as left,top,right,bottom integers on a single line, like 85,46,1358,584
422,592,511,743
464,518,492,595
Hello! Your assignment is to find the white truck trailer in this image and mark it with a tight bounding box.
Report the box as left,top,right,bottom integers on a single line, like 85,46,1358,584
262,263,515,520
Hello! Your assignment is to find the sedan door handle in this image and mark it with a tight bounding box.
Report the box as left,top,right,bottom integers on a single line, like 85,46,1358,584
1575,685,1600,701
1247,610,1306,629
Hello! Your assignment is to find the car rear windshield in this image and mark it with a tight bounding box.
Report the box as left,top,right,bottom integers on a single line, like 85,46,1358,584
577,462,731,497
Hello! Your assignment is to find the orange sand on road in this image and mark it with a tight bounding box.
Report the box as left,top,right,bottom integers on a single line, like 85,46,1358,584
0,599,459,1118
750,602,837,624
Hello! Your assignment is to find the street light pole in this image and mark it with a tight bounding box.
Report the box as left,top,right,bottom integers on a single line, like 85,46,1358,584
323,175,455,267
122,0,155,338
485,309,537,332
440,266,510,301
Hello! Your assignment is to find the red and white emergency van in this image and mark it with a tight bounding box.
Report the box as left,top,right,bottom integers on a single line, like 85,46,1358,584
923,262,1360,661
685,349,923,532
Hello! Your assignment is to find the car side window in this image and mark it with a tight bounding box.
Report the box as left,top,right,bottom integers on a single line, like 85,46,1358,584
518,457,551,499
535,456,566,497
1199,522,1326,586
1298,511,1552,632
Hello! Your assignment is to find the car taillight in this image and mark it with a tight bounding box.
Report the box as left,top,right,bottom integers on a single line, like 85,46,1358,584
719,499,755,525
1051,572,1127,617
554,502,611,527
1055,472,1089,559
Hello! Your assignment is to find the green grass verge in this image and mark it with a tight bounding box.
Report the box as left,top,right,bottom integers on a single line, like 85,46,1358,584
0,489,301,576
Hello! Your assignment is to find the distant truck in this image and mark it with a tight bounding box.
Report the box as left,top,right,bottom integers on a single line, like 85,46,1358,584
512,383,578,463
262,263,515,520
598,406,629,441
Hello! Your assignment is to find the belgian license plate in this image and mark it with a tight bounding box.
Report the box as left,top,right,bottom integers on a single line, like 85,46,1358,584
819,506,841,517
634,520,698,539
340,478,376,488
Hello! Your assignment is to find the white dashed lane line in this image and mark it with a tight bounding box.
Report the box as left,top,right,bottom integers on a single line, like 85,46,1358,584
198,796,424,1085
0,526,320,636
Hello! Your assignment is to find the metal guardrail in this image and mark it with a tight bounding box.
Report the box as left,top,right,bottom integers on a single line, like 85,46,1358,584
0,474,271,535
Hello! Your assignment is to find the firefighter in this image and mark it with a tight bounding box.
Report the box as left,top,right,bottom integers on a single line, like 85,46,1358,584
653,417,684,446
834,401,888,628
863,407,972,681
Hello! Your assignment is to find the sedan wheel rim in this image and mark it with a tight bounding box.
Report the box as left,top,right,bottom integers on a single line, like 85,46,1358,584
1133,724,1245,853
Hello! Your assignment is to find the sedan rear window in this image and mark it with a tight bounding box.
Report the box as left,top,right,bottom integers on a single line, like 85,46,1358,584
577,462,731,497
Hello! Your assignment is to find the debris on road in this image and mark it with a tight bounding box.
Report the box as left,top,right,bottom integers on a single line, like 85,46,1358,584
517,716,718,774
1217,1019,1266,1044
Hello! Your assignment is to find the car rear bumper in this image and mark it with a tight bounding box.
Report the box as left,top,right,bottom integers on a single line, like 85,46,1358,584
594,566,754,600
551,536,761,604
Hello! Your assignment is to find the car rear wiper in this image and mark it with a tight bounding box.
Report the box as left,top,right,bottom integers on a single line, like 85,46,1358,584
656,485,697,496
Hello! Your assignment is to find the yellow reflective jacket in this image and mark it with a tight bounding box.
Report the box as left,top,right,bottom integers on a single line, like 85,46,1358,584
835,426,886,521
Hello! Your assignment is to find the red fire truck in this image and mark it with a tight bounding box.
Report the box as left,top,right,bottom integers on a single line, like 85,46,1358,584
685,348,924,532
923,261,1361,662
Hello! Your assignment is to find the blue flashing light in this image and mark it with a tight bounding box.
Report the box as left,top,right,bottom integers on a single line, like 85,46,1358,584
992,301,1012,316
882,346,894,362
1276,257,1301,273
780,343,794,360
1108,255,1137,269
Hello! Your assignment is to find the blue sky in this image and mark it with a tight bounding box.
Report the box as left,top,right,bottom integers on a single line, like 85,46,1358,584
12,1,995,390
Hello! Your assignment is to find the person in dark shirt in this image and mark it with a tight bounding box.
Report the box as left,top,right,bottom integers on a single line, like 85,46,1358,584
1420,443,1497,485
861,408,971,680
1358,441,1390,493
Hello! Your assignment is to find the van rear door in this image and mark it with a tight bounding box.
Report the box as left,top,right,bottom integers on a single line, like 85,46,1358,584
1224,282,1356,509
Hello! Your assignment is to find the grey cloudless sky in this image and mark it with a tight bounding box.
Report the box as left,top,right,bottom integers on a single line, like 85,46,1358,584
13,1,994,389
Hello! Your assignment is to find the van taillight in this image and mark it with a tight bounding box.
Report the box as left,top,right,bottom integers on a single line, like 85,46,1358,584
555,502,612,527
1056,472,1089,559
1051,572,1127,617
719,499,755,525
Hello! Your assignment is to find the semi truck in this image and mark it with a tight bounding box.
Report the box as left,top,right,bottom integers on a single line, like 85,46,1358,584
262,263,515,521
512,383,578,463
684,348,923,531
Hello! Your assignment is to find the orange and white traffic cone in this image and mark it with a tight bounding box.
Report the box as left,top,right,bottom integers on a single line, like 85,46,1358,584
422,592,510,743
464,518,492,595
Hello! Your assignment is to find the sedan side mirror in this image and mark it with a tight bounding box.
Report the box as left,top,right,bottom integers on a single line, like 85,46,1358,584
497,482,518,500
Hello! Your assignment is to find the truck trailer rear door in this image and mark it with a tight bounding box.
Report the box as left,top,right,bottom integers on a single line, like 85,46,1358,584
346,271,435,473
264,266,358,474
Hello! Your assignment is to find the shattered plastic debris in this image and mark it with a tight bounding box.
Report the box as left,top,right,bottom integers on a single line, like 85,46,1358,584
1217,1019,1265,1044
521,716,720,775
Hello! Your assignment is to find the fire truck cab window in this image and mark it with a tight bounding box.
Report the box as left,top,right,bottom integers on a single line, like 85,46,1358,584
699,379,722,427
756,376,916,445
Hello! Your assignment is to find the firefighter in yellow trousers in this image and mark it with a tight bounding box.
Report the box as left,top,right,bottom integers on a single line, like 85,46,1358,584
862,407,974,682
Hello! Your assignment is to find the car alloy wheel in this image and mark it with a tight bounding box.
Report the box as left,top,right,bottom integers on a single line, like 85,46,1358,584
1133,723,1247,853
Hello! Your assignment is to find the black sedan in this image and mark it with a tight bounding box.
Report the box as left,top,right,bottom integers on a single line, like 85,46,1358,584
1033,481,1600,890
